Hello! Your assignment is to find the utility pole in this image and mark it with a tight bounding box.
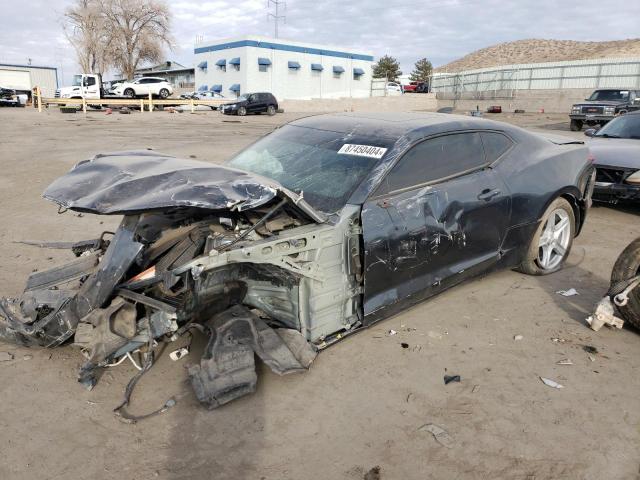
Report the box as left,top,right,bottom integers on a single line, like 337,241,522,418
267,0,286,38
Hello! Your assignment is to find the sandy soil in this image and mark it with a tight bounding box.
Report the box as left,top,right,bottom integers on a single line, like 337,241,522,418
0,107,638,480
437,38,640,72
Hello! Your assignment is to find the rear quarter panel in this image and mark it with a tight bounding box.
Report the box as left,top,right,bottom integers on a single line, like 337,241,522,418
494,133,591,227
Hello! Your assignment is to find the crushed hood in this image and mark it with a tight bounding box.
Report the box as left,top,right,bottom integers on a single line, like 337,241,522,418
43,151,326,222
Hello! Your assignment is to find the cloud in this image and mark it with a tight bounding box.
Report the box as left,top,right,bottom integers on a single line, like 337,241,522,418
2,0,639,83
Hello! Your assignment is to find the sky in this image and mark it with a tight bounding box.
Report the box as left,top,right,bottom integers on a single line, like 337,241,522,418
2,0,640,84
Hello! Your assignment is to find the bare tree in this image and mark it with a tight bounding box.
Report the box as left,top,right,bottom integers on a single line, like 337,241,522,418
63,0,111,75
100,0,173,80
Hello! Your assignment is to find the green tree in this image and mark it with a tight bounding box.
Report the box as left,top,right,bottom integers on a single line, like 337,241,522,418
409,58,433,82
373,55,402,81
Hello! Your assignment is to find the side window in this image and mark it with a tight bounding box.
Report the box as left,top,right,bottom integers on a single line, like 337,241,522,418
83,76,96,86
382,132,486,193
480,132,513,162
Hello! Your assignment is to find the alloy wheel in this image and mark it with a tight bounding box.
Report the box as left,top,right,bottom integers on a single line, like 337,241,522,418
537,208,571,270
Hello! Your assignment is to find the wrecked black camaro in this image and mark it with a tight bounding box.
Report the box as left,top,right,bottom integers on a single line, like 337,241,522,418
0,113,595,410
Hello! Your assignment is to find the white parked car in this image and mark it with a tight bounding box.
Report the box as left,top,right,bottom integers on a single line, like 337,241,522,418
385,82,403,95
187,91,226,100
112,77,173,99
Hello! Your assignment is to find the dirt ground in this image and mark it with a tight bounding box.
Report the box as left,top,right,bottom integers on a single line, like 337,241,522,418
0,107,638,480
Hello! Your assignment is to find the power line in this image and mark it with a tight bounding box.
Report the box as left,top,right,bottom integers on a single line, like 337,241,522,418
267,0,286,38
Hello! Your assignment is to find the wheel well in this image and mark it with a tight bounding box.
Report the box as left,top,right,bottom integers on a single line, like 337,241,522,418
560,193,582,235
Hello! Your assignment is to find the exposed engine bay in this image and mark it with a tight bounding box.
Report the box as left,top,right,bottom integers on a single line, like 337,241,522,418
0,152,363,415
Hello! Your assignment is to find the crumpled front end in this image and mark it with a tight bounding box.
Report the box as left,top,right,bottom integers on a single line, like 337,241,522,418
0,152,352,410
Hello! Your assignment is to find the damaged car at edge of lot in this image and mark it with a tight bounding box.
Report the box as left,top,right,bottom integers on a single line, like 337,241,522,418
0,113,596,411
585,110,640,203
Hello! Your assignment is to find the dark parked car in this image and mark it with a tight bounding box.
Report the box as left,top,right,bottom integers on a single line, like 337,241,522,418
0,113,595,410
570,89,640,131
586,111,640,203
220,92,278,116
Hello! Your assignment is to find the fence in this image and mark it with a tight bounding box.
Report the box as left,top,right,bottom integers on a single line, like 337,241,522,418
431,57,640,98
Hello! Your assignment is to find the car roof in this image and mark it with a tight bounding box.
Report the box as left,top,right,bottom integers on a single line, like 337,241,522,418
288,112,517,140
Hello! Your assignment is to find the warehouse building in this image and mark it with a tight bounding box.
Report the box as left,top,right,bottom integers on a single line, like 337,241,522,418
0,64,58,97
194,35,374,100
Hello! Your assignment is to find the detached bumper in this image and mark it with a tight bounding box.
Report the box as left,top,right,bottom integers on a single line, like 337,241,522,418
593,182,640,202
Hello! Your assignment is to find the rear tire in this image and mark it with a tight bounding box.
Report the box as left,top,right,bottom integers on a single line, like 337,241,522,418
570,119,583,131
267,105,276,116
610,237,640,329
516,198,575,275
159,88,169,99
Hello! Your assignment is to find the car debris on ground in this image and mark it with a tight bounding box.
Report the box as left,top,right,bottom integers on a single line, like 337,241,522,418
444,374,461,385
556,288,579,297
419,423,454,448
540,377,564,389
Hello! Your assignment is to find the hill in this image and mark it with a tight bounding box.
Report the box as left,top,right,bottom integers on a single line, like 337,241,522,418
436,38,640,73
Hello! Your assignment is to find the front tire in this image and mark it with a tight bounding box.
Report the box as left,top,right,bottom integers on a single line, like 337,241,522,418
237,106,247,116
610,237,640,329
516,198,575,275
159,88,170,99
124,88,135,99
570,119,583,131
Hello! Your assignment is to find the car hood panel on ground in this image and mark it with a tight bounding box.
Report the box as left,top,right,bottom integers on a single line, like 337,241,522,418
588,138,640,169
43,151,317,216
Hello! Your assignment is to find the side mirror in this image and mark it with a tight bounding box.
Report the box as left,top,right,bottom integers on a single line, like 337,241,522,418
584,129,596,137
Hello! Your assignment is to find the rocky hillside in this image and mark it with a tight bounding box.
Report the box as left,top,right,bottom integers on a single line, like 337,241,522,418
436,38,640,72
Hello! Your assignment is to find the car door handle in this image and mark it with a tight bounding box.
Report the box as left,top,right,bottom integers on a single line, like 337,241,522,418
477,189,501,201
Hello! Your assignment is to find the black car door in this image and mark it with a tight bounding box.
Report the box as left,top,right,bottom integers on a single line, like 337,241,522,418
361,131,511,320
254,93,268,113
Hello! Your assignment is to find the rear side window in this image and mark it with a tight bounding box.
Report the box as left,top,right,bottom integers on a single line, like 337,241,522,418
480,132,513,162
382,132,486,193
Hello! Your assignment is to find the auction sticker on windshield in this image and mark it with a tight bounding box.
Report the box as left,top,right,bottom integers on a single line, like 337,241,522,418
338,144,388,159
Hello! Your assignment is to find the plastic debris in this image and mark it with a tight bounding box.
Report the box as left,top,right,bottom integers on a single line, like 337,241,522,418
583,345,598,354
514,334,523,341
556,288,579,297
427,331,443,340
400,342,409,349
169,347,189,361
0,352,14,362
388,329,397,336
444,375,461,385
23,354,33,361
540,377,564,389
472,385,480,393
419,423,454,448
586,297,624,331
556,359,573,365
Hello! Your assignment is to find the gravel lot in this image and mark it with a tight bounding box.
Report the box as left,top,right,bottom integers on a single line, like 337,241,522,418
0,107,638,480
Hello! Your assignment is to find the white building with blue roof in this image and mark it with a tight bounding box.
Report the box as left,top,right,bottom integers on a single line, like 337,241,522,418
194,35,374,100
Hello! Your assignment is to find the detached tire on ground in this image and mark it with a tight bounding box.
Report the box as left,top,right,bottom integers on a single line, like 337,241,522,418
610,237,640,329
570,119,583,131
517,197,575,275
